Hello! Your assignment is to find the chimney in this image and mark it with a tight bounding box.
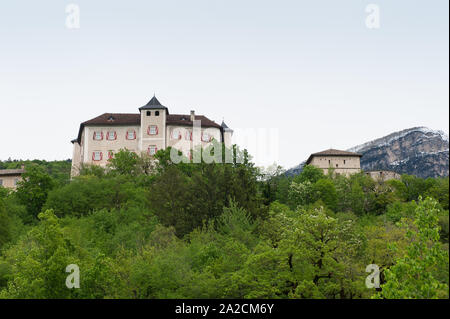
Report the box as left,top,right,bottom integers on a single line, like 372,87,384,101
190,110,195,121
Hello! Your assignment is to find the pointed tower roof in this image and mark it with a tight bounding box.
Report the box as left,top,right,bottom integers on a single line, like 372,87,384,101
139,95,169,113
221,120,233,132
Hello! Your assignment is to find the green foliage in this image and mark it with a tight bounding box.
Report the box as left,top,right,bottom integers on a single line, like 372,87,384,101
107,149,140,176
216,201,256,247
0,159,71,186
0,210,81,298
375,198,449,299
16,165,55,220
0,195,11,250
385,200,417,223
149,147,263,237
288,180,315,208
400,175,436,202
0,152,448,299
44,175,149,217
312,179,338,211
293,165,324,184
426,178,449,210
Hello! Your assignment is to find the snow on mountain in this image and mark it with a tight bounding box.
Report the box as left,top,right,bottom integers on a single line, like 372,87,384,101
348,127,449,154
286,127,449,178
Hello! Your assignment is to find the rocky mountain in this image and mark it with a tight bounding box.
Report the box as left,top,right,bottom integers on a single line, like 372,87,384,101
287,127,449,178
349,127,449,178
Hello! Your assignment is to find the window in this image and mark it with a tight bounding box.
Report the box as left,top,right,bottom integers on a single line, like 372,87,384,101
201,132,212,142
185,130,192,141
328,160,331,164
171,129,181,140
14,179,19,186
93,131,103,141
148,145,157,156
92,151,102,161
0,179,3,186
126,130,136,140
336,164,338,168
108,151,114,160
148,125,158,135
146,111,151,116
106,131,117,141
155,111,160,116
344,160,346,164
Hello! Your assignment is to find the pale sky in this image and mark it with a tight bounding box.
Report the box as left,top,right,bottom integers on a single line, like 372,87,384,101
0,0,448,169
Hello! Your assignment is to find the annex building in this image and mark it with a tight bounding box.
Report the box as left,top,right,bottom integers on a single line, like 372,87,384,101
305,149,362,176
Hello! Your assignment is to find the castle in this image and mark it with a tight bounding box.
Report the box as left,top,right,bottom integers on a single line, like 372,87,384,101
70,96,233,176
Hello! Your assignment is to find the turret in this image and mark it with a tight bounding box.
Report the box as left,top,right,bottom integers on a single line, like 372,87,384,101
139,96,168,155
221,120,233,148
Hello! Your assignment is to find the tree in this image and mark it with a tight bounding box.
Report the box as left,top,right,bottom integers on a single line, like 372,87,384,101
0,193,11,250
43,175,149,217
278,206,366,298
16,165,55,220
107,149,139,176
312,179,338,211
349,181,365,215
288,180,315,208
293,165,324,184
375,197,449,299
0,210,81,298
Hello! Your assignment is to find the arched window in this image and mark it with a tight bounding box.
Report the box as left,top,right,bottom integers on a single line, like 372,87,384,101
155,111,160,116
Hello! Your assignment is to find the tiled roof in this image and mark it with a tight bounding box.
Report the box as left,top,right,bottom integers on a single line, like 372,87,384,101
0,168,25,176
306,149,362,164
139,96,169,111
74,113,222,143
82,113,140,126
167,114,221,129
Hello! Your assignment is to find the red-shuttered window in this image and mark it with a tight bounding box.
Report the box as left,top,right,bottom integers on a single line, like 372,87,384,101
148,125,158,135
148,145,157,155
185,130,193,141
201,132,212,142
126,130,136,140
171,129,182,140
92,151,102,161
106,131,117,141
93,131,103,141
107,150,114,160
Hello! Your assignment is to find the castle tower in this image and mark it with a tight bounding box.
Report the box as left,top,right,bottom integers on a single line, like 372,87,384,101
139,96,168,156
221,120,233,148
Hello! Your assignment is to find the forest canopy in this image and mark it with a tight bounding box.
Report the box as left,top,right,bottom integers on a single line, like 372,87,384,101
0,148,448,299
